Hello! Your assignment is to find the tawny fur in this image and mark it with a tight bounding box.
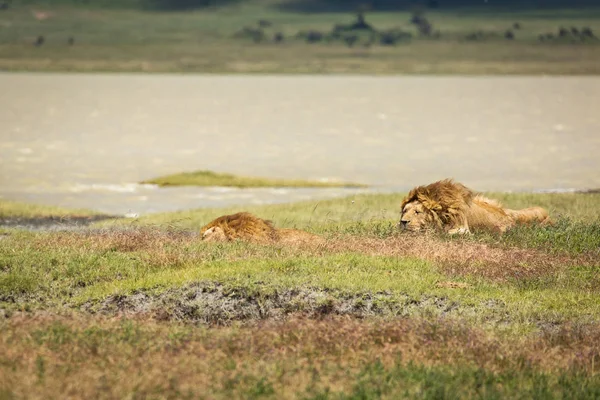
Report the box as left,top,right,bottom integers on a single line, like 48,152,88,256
277,228,323,245
399,179,551,234
200,212,321,244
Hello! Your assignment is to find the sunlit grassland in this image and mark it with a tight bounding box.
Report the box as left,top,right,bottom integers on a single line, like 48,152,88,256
1,191,599,398
1,3,600,74
1,192,599,325
1,230,599,327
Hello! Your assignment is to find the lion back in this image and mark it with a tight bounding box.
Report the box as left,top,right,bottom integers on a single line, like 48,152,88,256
277,228,323,245
468,195,513,232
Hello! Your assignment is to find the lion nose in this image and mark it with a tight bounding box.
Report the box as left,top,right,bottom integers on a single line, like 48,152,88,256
399,220,408,229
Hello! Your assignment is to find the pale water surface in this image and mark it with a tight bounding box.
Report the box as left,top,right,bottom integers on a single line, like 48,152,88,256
1,73,599,215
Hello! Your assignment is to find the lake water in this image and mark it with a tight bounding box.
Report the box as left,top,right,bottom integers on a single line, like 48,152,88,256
1,73,599,216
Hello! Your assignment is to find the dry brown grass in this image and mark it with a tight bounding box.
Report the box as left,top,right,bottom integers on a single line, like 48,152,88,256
322,234,589,283
2,42,600,75
25,227,593,283
33,229,206,271
0,314,599,399
29,228,312,269
38,228,197,253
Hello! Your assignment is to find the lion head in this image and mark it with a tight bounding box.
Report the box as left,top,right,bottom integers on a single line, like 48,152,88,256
201,225,228,242
399,179,474,232
399,199,441,232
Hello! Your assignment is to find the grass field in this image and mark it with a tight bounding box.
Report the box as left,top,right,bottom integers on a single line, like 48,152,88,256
1,1,600,74
0,199,116,231
1,191,599,398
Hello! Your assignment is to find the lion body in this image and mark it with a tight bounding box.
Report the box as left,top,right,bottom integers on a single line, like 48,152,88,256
200,212,321,244
400,179,550,234
277,228,323,245
200,212,278,243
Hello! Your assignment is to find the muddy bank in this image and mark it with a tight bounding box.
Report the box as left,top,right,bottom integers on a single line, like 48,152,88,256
81,282,505,325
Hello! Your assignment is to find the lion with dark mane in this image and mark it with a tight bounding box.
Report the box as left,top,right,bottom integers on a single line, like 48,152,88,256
399,179,551,234
200,212,321,244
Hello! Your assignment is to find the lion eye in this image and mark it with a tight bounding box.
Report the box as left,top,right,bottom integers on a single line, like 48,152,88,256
415,210,420,214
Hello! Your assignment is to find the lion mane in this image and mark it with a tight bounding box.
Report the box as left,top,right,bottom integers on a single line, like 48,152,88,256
399,179,551,234
200,212,321,244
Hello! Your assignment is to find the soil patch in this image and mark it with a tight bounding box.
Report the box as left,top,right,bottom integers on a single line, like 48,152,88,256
81,282,505,325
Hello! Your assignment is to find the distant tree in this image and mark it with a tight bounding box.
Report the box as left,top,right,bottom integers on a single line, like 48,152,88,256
34,35,44,46
142,0,237,11
278,0,599,13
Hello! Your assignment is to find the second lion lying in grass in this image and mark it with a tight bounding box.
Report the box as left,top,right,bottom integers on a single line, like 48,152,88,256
200,212,321,244
399,179,551,234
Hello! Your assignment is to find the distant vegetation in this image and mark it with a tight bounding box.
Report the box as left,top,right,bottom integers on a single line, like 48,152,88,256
6,0,600,11
6,0,142,8
141,170,367,188
278,0,600,12
142,0,241,11
5,0,248,10
1,0,599,74
232,7,596,47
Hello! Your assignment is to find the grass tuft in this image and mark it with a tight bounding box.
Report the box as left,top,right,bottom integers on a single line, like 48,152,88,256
499,217,600,255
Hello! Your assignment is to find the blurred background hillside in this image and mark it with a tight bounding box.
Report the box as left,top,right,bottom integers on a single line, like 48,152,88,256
1,0,599,74
3,0,599,11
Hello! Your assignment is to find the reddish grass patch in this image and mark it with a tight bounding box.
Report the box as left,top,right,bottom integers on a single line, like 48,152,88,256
322,234,586,282
0,314,598,399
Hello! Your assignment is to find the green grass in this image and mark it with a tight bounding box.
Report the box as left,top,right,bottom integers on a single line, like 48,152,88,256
339,362,600,400
1,231,598,325
472,218,600,255
141,169,366,188
1,1,600,74
97,192,406,231
0,199,102,219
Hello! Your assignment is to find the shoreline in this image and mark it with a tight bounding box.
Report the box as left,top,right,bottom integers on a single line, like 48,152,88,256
1,188,598,231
